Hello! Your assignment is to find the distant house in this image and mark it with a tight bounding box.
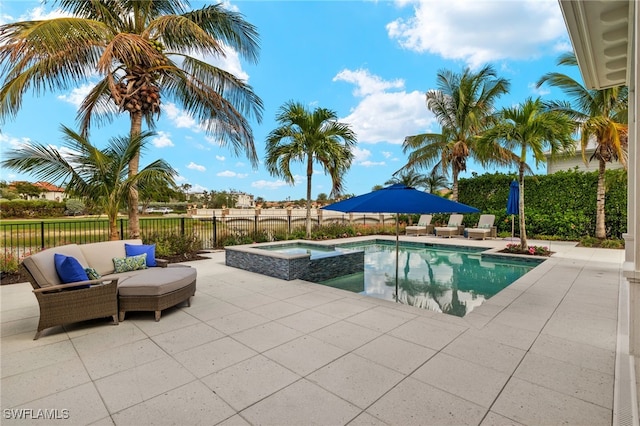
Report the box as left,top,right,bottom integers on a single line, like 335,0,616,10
34,182,66,202
233,192,254,208
545,139,625,174
10,181,66,202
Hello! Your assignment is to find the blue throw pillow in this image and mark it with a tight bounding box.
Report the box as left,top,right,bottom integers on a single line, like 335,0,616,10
124,243,157,267
54,254,89,284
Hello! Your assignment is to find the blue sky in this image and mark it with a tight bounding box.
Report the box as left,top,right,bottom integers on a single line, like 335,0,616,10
0,0,580,201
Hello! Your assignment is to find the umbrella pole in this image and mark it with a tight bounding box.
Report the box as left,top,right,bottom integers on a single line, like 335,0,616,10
395,219,399,303
511,215,514,239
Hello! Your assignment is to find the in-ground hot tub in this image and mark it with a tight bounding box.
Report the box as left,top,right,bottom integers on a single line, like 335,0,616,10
224,241,364,281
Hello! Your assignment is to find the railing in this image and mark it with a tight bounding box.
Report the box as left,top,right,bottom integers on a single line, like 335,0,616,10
1,213,395,258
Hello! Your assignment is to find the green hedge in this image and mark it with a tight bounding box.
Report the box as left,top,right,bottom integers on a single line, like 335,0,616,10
457,169,627,240
0,199,66,219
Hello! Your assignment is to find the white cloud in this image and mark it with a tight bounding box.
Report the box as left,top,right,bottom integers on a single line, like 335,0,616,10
335,68,434,144
527,82,550,96
360,160,386,167
251,175,303,190
164,102,198,130
251,179,291,190
333,69,404,97
187,43,249,82
57,83,94,108
187,162,206,172
352,147,372,163
217,170,248,178
215,155,226,161
174,175,187,183
387,0,568,68
151,131,174,148
0,133,32,149
381,151,393,159
190,183,208,193
21,6,70,21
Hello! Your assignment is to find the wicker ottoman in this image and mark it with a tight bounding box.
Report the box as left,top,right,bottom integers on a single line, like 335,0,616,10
117,266,196,321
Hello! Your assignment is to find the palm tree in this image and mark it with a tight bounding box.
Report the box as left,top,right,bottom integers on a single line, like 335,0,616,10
1,126,176,240
402,65,510,200
478,97,575,249
537,52,628,239
265,101,357,238
425,163,450,194
0,0,263,238
385,169,429,190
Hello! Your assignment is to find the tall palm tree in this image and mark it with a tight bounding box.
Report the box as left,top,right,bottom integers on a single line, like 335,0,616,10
402,65,510,200
1,126,176,240
537,52,628,239
385,169,429,190
478,97,575,249
265,101,357,238
0,0,263,238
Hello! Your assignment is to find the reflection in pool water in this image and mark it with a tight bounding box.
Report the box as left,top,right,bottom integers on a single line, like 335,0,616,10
320,242,540,317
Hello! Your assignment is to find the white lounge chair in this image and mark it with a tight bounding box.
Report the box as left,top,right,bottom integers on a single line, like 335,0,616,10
434,214,464,238
466,214,496,240
405,214,433,236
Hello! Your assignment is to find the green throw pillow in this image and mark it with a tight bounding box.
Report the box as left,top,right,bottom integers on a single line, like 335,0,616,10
480,224,490,229
113,253,147,273
448,223,458,228
85,267,101,280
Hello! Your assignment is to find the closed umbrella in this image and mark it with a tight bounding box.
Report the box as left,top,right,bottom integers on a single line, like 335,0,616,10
506,180,519,240
322,184,479,302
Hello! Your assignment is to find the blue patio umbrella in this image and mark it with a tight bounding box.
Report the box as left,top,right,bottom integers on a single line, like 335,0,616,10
506,180,519,240
322,184,479,302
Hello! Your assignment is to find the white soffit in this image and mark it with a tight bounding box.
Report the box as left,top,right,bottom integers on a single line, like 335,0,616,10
559,0,631,89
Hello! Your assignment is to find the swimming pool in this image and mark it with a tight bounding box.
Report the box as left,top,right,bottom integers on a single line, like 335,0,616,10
321,241,542,317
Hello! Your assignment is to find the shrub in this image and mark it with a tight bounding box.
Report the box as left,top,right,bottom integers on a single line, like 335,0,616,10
503,243,551,257
600,239,625,249
0,252,20,274
0,249,37,274
143,232,202,258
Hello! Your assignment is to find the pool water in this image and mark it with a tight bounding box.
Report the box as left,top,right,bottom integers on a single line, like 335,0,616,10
320,242,540,317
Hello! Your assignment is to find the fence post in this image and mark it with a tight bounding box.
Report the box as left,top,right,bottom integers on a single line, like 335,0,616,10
213,212,217,248
120,219,124,240
40,221,45,250
180,217,185,236
254,214,258,235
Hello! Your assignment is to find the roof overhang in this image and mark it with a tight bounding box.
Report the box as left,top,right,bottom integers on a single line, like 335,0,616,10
558,0,633,89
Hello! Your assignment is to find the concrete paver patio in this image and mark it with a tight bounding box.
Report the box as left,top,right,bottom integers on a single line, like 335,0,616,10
0,236,627,425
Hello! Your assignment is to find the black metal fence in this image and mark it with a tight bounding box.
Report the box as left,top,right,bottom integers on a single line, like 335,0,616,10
1,213,392,259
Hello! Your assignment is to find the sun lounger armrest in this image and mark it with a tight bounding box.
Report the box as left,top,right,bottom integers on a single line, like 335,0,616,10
155,259,169,268
33,278,119,294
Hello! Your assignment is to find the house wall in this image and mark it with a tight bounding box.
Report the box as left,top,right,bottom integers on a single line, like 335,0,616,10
547,154,624,174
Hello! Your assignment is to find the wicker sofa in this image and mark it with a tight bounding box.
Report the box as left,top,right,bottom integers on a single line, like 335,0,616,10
21,239,197,339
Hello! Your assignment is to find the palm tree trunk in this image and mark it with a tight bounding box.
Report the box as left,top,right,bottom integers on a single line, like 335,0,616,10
305,157,313,239
451,170,459,201
518,163,527,249
128,112,143,239
595,158,607,239
109,215,119,241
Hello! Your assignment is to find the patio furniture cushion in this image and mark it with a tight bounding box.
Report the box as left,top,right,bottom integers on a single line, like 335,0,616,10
118,267,197,297
81,239,141,276
113,254,147,273
85,267,101,280
54,254,89,284
23,244,89,287
125,243,157,267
